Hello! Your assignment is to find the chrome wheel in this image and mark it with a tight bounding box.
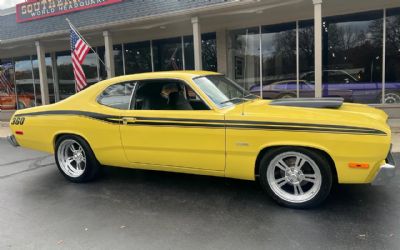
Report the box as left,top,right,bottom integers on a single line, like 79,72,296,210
57,139,87,178
383,93,400,104
267,152,322,204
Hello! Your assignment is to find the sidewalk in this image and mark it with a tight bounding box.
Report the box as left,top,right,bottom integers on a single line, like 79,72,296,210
0,122,10,138
1,120,399,152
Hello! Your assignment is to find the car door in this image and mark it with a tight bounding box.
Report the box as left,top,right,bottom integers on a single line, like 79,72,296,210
119,79,226,171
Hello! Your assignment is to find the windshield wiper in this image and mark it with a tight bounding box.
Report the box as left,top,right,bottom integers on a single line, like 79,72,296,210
220,97,249,105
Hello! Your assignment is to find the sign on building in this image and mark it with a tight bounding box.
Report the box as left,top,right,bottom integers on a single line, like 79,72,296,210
16,0,123,23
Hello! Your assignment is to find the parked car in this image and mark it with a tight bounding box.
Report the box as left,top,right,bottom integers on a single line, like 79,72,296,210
7,71,395,208
250,70,400,104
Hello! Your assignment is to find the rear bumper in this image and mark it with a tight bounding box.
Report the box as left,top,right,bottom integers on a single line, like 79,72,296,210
7,134,19,147
372,148,396,185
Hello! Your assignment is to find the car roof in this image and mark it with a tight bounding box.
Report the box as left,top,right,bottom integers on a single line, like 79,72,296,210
108,70,221,82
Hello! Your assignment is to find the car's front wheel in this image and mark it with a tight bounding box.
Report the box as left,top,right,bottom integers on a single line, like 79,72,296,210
259,147,332,209
55,135,100,183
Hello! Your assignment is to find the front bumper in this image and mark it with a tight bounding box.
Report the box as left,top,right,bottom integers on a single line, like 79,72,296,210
7,134,19,147
372,148,396,185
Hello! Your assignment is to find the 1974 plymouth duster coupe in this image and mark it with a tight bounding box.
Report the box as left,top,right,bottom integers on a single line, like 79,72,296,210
7,71,396,208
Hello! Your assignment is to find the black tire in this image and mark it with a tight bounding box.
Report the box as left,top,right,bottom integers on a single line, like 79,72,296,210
55,135,101,183
259,147,333,209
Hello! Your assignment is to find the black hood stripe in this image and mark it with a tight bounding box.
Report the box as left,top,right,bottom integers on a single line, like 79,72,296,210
14,110,386,135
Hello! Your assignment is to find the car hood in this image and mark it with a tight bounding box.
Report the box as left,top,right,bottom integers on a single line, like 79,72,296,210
229,99,390,134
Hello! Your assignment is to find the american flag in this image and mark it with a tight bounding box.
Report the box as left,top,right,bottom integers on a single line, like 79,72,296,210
69,24,90,92
0,63,14,95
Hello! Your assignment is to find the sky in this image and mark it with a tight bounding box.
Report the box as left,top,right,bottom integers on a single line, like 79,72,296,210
0,0,20,10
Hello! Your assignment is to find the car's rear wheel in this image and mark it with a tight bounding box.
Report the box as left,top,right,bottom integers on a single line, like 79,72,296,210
259,147,332,209
55,135,100,183
382,92,400,104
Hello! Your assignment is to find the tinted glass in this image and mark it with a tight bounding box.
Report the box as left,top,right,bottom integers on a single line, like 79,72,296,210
322,11,383,104
56,51,76,99
385,8,400,104
98,82,136,110
184,33,217,71
125,41,152,74
98,45,125,79
56,51,99,100
153,37,183,71
183,33,217,71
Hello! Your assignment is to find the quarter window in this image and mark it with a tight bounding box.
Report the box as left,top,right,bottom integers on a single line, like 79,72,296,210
98,82,136,110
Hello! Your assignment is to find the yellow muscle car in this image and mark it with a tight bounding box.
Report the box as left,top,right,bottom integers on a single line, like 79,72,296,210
7,71,396,208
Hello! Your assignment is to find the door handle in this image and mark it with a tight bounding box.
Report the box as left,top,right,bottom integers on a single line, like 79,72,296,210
122,117,136,125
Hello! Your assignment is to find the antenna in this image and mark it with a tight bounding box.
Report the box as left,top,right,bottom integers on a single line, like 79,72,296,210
242,29,249,116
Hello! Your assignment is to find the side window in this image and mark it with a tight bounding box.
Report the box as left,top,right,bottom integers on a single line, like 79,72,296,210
98,82,136,110
133,80,210,111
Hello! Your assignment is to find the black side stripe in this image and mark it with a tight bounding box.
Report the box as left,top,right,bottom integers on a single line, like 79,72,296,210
134,116,383,133
14,110,386,135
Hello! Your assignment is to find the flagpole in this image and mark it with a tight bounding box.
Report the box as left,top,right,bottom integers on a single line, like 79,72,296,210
65,18,110,73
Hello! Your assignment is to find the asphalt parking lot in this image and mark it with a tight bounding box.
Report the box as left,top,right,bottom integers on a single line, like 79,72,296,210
0,138,399,250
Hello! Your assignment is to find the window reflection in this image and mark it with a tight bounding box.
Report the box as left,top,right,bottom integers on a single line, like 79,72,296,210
298,20,315,98
14,56,36,109
385,8,400,104
184,33,217,71
0,59,16,110
153,37,183,71
98,45,124,80
125,41,152,74
56,51,99,100
321,11,383,104
260,22,297,99
229,27,260,90
32,55,55,104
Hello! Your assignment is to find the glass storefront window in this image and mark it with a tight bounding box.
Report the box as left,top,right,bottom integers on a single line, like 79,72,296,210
385,8,400,104
229,27,260,91
98,45,124,80
321,11,383,104
202,33,217,72
57,51,75,100
260,22,297,99
56,51,99,100
32,54,55,104
14,56,36,109
153,37,183,71
0,59,16,110
298,20,316,98
124,41,152,74
184,33,218,71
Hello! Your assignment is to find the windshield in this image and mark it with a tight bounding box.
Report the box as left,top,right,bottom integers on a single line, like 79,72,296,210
193,75,258,108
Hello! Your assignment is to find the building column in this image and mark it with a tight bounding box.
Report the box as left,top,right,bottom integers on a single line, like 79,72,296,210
191,17,202,70
103,31,115,78
216,29,228,74
50,52,60,102
35,41,50,105
313,0,322,98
